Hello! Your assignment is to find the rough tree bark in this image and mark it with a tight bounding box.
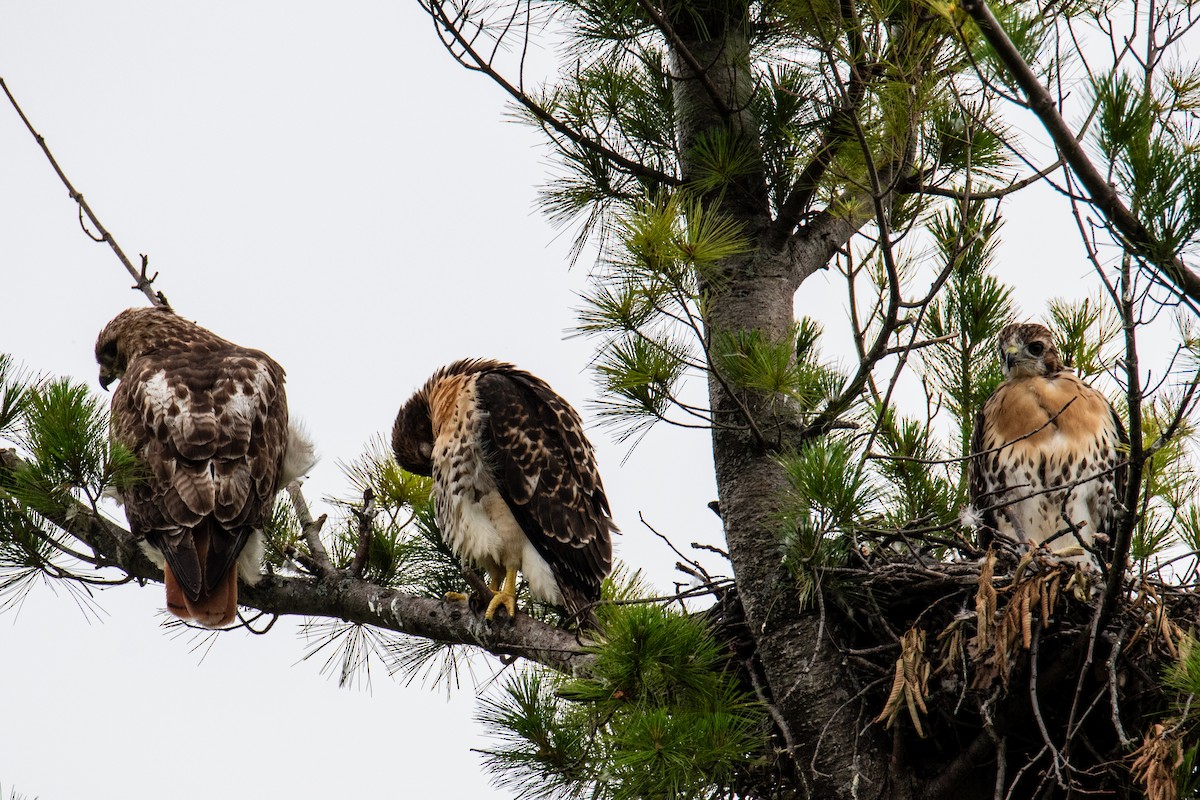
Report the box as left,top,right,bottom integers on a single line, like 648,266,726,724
668,6,905,797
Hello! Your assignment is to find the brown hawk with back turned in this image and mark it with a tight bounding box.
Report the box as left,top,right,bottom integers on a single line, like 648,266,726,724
96,307,316,628
968,322,1127,564
391,359,614,625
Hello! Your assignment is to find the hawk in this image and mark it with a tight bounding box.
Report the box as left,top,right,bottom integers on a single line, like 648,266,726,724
969,322,1127,564
391,359,614,624
96,306,316,628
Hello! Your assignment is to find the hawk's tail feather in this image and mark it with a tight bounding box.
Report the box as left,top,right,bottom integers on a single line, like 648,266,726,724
153,517,248,629
558,582,601,631
162,558,238,628
183,562,239,628
163,562,191,619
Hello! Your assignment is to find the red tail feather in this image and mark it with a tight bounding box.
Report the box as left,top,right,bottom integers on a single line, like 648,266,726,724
163,556,239,628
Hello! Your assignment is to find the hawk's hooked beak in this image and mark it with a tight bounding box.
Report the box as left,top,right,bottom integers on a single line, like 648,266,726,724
98,371,115,392
1002,344,1020,371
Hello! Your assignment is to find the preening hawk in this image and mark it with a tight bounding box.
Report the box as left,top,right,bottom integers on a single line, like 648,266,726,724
391,359,614,624
96,307,316,627
968,323,1126,564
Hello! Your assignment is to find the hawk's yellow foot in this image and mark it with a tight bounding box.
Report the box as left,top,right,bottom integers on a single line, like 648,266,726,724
484,567,519,621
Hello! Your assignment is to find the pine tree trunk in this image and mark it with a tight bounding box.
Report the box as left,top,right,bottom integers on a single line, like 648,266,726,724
668,13,908,798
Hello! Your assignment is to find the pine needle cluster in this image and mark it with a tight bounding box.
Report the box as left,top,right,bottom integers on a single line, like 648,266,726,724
0,366,139,612
477,602,768,800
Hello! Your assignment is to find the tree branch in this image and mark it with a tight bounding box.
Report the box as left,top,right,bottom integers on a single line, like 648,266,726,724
0,77,169,309
349,487,376,579
634,0,730,118
767,0,878,248
285,480,333,577
0,448,594,675
958,0,1200,306
419,0,678,190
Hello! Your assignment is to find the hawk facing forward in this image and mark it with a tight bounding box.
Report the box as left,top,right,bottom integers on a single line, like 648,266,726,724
392,359,614,624
969,323,1126,563
96,307,316,627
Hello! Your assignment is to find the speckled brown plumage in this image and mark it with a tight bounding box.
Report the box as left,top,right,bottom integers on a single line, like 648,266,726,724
96,306,293,628
392,359,614,623
968,323,1127,563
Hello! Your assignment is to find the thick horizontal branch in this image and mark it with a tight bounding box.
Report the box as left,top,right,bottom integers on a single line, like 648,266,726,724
241,575,593,673
0,449,595,674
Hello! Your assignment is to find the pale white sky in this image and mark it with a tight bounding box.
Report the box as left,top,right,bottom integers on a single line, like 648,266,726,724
0,2,1138,799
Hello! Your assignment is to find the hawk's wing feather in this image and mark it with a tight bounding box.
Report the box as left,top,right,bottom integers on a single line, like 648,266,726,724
476,370,613,610
113,344,287,601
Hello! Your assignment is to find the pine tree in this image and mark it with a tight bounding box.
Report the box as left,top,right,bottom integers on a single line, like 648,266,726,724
6,0,1200,797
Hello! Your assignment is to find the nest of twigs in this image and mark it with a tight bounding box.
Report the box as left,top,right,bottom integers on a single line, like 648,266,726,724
714,539,1200,800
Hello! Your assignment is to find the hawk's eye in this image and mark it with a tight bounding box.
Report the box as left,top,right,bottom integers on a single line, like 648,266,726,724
98,340,119,365
1027,341,1045,357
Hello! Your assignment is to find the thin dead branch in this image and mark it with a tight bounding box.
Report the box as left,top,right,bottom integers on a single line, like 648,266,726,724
0,77,169,309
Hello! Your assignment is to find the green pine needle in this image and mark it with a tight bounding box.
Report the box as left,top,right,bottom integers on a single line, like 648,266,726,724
593,334,690,440
872,407,958,528
712,323,845,411
1046,296,1120,379
479,605,766,800
338,435,433,511
0,354,32,441
9,378,140,512
778,437,876,533
575,277,671,337
1165,635,1200,711
477,670,597,800
261,496,303,571
686,130,762,196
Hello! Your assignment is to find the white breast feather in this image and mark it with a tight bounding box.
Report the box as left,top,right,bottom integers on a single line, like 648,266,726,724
989,436,1113,563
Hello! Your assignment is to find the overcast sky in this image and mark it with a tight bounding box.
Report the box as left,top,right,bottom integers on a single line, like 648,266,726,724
0,2,1130,799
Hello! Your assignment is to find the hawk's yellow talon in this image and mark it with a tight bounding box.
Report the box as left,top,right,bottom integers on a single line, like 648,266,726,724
484,566,519,621
484,592,516,620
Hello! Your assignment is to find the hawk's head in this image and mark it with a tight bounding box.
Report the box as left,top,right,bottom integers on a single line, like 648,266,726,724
996,322,1064,379
95,306,194,390
391,393,435,477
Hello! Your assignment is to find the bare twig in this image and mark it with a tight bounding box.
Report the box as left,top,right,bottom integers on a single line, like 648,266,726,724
1028,626,1069,789
419,1,677,189
348,488,377,579
640,511,712,584
1099,259,1144,627
900,155,1067,202
880,333,960,357
286,481,333,577
1108,624,1134,748
0,77,169,308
